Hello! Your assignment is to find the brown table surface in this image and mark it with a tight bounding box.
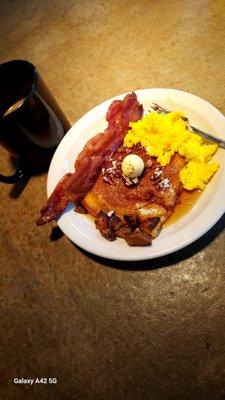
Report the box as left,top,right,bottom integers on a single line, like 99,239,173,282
1,1,225,399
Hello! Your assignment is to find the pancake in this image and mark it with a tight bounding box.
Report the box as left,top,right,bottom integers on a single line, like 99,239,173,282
81,145,186,245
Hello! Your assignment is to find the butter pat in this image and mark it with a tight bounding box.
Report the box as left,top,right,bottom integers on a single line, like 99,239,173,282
122,154,144,179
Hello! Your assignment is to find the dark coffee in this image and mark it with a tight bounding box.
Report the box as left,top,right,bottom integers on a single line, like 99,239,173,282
0,60,70,182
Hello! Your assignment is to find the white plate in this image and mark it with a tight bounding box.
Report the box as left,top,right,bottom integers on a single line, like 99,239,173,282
47,88,225,261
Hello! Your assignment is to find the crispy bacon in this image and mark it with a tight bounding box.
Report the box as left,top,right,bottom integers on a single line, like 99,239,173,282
36,93,143,226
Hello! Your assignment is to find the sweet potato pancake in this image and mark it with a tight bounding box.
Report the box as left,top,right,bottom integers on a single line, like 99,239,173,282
81,145,186,245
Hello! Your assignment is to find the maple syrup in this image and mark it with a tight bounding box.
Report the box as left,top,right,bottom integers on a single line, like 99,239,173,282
165,189,202,226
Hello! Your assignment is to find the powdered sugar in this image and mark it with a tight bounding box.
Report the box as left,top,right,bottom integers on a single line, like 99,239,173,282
158,178,172,188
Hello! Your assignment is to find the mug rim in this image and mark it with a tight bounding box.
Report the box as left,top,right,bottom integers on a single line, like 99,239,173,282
0,59,38,119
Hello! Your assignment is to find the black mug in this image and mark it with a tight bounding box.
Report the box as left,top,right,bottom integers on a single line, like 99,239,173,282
0,60,70,183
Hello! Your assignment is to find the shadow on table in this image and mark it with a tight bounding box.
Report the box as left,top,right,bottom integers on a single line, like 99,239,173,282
4,156,48,199
71,212,225,271
9,173,31,198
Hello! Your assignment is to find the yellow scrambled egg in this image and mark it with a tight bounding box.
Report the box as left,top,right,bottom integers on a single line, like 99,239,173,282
124,111,219,190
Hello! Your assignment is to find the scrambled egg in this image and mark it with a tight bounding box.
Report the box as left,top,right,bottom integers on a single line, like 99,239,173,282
124,111,220,190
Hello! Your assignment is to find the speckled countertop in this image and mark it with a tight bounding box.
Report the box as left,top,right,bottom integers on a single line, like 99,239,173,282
0,1,225,399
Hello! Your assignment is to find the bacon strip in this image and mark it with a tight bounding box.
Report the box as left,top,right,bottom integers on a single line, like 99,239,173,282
36,92,143,226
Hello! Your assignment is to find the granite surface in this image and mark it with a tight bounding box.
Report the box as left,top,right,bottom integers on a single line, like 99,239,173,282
0,1,225,399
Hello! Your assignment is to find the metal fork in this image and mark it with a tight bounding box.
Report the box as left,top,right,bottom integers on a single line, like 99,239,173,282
151,103,225,149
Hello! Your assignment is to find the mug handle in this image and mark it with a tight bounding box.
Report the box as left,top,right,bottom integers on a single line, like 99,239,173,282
0,159,26,183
